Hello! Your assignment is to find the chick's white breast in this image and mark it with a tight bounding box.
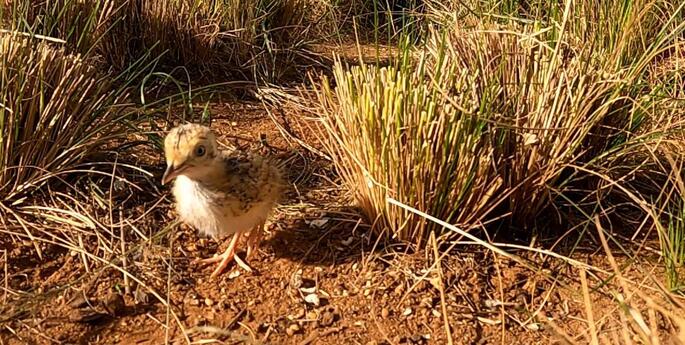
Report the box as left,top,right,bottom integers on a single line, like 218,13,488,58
172,175,273,238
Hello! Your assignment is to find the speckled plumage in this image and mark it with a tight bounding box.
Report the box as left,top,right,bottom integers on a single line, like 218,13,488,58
162,123,283,277
172,150,281,237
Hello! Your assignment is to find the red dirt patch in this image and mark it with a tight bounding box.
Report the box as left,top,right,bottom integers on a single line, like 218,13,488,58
1,100,683,345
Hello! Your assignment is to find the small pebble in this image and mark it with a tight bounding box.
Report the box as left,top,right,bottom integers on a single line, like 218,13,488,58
381,308,390,319
286,323,301,336
402,307,413,316
306,310,318,321
304,293,320,306
526,323,542,331
432,309,441,318
204,298,214,307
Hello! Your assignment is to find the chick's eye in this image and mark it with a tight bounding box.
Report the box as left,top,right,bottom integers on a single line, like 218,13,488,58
195,145,206,157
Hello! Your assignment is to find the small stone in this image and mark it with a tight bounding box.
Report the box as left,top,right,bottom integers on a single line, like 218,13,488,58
363,289,371,296
204,298,214,307
381,308,390,319
228,270,241,279
304,293,320,306
432,309,441,318
286,323,301,336
402,307,413,316
526,323,542,331
306,310,318,320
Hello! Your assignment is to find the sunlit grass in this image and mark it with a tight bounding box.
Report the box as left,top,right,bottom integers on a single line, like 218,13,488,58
316,43,505,246
2,0,308,80
0,34,135,204
317,0,685,240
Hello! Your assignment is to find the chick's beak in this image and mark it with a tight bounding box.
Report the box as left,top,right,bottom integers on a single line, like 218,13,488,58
162,164,180,185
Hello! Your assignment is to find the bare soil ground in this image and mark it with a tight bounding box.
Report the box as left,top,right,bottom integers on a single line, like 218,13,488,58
1,50,683,345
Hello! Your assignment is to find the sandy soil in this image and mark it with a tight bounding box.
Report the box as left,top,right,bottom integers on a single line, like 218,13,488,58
0,97,682,345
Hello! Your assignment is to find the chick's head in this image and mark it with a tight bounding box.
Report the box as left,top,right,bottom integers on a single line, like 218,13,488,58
162,123,217,185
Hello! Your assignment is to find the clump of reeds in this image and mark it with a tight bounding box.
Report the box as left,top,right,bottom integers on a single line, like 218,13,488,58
315,41,506,247
317,0,685,244
0,34,131,206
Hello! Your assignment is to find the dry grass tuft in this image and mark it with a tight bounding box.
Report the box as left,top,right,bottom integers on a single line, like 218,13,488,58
316,0,685,244
315,47,505,247
3,0,309,80
101,0,308,79
0,34,132,206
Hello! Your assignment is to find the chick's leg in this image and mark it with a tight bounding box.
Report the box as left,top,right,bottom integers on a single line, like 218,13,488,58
197,233,252,277
246,221,265,259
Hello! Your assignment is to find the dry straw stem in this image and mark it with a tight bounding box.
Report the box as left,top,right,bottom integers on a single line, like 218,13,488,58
391,196,685,343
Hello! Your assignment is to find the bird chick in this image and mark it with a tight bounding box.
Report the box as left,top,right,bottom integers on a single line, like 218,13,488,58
162,123,283,278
